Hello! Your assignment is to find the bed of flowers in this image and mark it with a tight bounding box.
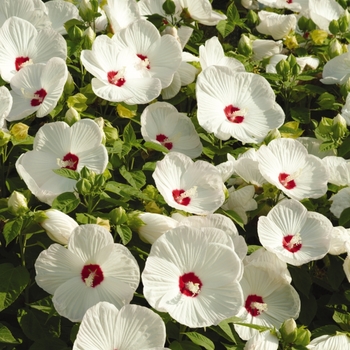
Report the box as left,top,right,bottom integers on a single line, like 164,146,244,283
3,0,350,349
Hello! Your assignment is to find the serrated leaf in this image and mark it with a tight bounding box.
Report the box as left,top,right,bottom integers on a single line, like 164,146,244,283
116,224,132,245
216,20,235,38
51,192,80,214
0,264,29,311
3,218,23,246
0,323,22,344
52,168,80,181
227,3,240,23
184,332,214,350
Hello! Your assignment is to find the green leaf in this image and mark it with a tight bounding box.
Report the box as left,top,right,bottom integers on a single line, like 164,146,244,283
220,209,245,229
327,255,345,290
290,107,311,124
116,224,132,245
123,122,137,145
226,3,240,23
143,141,169,153
288,265,312,297
29,338,70,350
51,192,80,214
216,20,235,39
3,218,23,246
18,309,61,342
52,168,80,181
298,293,317,326
297,75,316,81
0,323,21,344
333,310,350,331
311,325,341,338
0,264,29,311
119,166,146,189
183,332,214,350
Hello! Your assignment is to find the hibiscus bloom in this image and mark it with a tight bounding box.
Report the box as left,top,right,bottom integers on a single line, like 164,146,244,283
80,34,162,104
73,302,167,350
257,138,329,200
140,101,202,158
258,199,332,266
35,224,140,322
142,226,244,328
6,57,68,121
234,262,300,340
152,152,225,215
196,66,285,143
111,19,182,89
16,119,108,205
0,16,67,83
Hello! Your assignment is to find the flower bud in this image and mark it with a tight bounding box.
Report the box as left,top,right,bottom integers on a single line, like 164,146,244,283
280,318,297,344
41,209,78,245
238,34,253,57
310,30,328,45
65,107,80,126
332,114,348,139
83,26,96,50
0,129,11,147
10,123,29,140
110,207,127,225
329,19,340,35
295,327,311,346
8,191,28,215
96,217,111,231
64,72,75,95
329,38,344,58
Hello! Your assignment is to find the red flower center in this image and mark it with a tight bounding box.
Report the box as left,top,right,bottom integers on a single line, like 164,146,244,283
15,56,30,71
31,88,47,107
81,264,104,288
179,272,202,297
286,0,293,3
156,134,173,150
224,105,244,123
282,234,302,253
137,54,151,69
245,294,267,317
61,152,79,170
107,71,126,87
172,189,191,206
278,173,296,190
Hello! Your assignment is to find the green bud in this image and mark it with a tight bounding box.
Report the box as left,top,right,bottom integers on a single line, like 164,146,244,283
264,128,281,144
246,10,258,25
294,327,311,346
79,0,95,22
80,166,93,179
329,19,340,35
76,178,92,194
329,38,344,58
339,10,350,32
297,16,309,32
340,76,350,97
65,107,80,126
110,207,128,225
83,26,96,50
275,59,290,79
162,0,176,15
237,34,252,57
67,25,83,40
93,174,105,188
291,62,301,76
0,129,11,147
332,114,348,139
8,191,28,215
64,72,75,95
104,126,119,144
280,318,297,344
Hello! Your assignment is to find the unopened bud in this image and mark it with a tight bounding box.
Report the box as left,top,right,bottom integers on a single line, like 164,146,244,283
96,217,111,231
329,38,344,58
83,26,96,49
280,318,297,344
8,191,28,215
65,107,80,126
238,34,252,56
0,130,11,147
10,123,29,140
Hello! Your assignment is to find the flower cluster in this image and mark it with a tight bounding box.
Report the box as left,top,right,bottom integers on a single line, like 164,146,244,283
2,0,350,349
